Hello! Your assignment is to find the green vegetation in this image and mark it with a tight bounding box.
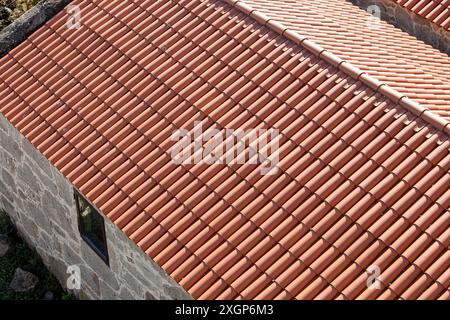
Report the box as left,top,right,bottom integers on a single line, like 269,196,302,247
0,211,74,300
0,0,40,31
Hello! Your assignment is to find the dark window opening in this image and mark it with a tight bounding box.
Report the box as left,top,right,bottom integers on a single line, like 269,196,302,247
75,190,109,265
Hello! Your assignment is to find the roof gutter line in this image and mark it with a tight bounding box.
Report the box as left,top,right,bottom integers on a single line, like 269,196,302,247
224,0,450,136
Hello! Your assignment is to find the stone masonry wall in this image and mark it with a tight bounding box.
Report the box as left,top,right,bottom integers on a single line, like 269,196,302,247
349,0,450,56
0,113,192,300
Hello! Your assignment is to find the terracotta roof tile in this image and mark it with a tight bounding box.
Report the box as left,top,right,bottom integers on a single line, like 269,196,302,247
243,0,450,120
0,0,449,300
395,0,450,30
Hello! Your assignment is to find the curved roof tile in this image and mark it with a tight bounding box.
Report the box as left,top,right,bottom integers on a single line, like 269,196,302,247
0,0,449,299
243,0,450,120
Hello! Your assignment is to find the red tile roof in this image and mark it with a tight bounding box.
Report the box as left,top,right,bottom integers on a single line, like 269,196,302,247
244,0,450,120
0,0,449,299
395,0,450,30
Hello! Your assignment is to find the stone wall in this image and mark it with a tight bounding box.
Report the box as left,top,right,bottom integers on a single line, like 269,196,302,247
0,113,192,300
349,0,450,56
0,0,73,58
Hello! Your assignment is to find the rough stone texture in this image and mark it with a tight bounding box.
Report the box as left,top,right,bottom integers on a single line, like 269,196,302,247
0,236,8,257
0,0,73,58
9,268,39,292
349,0,450,56
0,113,192,300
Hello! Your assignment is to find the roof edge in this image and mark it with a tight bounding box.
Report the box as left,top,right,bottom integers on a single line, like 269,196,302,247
224,0,450,136
347,0,450,56
0,0,72,58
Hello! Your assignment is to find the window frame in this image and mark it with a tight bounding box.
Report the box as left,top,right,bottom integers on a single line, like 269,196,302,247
74,190,109,266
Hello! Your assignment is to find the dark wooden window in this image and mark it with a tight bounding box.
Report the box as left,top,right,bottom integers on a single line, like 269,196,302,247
74,190,109,265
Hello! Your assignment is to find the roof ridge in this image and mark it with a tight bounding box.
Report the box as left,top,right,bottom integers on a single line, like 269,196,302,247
223,0,450,136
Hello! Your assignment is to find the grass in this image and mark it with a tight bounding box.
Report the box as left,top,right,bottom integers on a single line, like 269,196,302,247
0,211,74,300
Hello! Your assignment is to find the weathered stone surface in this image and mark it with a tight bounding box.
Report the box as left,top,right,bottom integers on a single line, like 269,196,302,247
163,284,192,300
20,215,39,241
118,286,135,300
394,6,413,30
0,178,14,204
62,243,83,266
0,0,74,57
22,138,54,180
0,114,9,133
0,133,22,160
100,280,119,300
121,271,144,296
2,168,16,192
18,163,42,196
45,255,68,285
145,291,158,300
32,206,51,231
36,230,53,253
0,196,18,222
43,193,77,238
9,268,39,292
125,261,161,289
54,172,73,206
0,236,8,257
80,240,120,291
1,151,18,174
81,265,100,297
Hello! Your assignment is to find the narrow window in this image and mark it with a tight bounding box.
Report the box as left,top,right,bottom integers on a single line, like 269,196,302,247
74,190,109,265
